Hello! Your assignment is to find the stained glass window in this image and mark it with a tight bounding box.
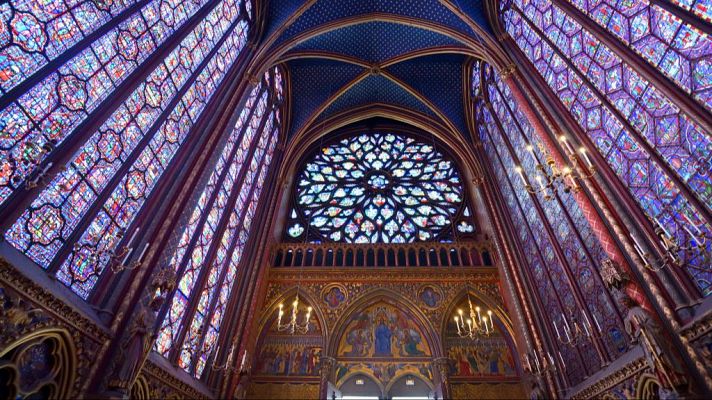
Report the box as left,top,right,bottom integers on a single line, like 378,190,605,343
285,132,475,244
500,0,712,295
3,0,252,299
474,61,630,384
0,0,225,206
153,68,282,377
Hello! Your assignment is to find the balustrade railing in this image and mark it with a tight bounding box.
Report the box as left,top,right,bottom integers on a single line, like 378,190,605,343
272,241,493,268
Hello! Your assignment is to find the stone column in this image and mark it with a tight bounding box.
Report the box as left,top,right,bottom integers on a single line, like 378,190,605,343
434,357,451,399
319,356,337,399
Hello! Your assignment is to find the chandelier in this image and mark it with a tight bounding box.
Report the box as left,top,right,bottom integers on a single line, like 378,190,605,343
630,211,709,272
453,295,494,340
276,294,312,335
553,312,601,346
514,135,595,201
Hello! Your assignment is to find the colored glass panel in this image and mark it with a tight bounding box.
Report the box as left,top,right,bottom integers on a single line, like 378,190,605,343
502,1,712,294
6,4,248,298
486,66,626,362
287,132,475,244
154,90,269,357
0,0,219,207
565,0,712,111
477,102,589,384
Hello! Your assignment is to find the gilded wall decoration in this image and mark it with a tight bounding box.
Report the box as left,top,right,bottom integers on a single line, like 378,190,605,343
451,382,526,399
140,357,211,399
337,301,430,359
264,268,502,336
254,337,322,377
247,382,319,399
334,361,433,388
0,259,109,397
0,327,76,399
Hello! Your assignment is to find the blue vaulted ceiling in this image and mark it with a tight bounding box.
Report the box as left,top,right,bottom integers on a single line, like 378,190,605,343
262,0,493,139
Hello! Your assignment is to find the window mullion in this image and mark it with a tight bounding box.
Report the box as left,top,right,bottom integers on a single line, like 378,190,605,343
189,119,278,376
169,94,272,364
40,15,248,276
509,5,712,226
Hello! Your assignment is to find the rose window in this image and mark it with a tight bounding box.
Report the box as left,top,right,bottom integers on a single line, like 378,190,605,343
285,132,475,243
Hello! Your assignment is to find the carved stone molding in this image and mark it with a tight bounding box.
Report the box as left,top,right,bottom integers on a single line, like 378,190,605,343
141,358,212,399
0,258,110,396
0,258,109,342
571,357,648,399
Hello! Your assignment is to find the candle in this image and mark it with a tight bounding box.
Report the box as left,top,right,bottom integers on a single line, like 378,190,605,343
227,344,234,364
582,320,590,336
554,320,561,339
483,317,489,334
682,213,702,235
562,314,571,331
214,344,220,358
558,351,566,370
579,147,593,168
476,306,482,323
536,175,546,191
515,166,527,185
241,351,247,370
128,227,140,246
120,247,134,266
559,135,574,154
525,354,531,371
653,216,672,238
548,352,555,367
136,243,149,264
592,314,602,333
683,226,701,246
454,316,461,334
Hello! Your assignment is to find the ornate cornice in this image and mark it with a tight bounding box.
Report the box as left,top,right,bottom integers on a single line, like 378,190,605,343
0,258,109,342
142,358,212,399
680,310,712,342
571,357,648,399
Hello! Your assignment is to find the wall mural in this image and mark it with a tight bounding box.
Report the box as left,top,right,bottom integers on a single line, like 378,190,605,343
444,298,520,380
255,337,322,377
337,301,431,359
253,300,324,378
446,338,517,378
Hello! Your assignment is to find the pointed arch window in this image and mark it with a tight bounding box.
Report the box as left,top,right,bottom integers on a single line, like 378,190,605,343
3,0,253,298
153,69,282,378
284,131,476,244
499,0,712,295
473,61,629,384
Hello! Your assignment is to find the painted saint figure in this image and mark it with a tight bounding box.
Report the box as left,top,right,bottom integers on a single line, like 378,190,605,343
374,318,392,356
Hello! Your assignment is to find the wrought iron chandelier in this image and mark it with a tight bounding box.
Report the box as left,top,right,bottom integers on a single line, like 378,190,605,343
276,294,312,335
514,136,595,201
453,295,494,340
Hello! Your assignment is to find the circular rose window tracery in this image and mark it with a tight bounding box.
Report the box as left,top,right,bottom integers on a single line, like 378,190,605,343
285,132,475,243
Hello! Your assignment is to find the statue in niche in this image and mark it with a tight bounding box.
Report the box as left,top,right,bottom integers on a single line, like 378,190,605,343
620,296,687,397
108,304,155,395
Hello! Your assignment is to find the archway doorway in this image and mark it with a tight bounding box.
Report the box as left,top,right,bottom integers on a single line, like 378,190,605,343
332,295,440,400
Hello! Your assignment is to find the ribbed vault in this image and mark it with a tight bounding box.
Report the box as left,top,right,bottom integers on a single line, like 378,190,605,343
251,0,509,142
